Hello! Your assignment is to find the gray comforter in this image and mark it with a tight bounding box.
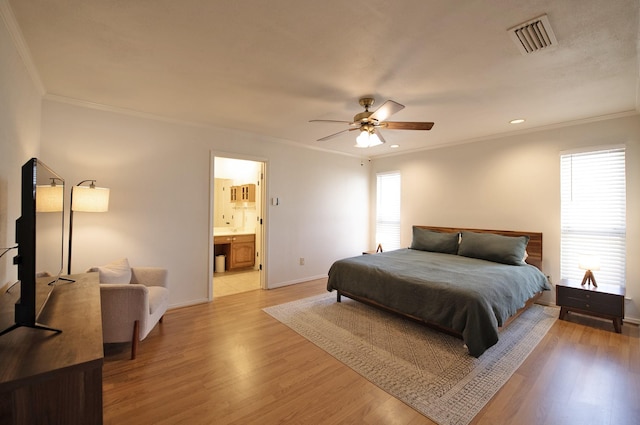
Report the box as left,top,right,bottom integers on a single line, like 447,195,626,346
326,249,550,357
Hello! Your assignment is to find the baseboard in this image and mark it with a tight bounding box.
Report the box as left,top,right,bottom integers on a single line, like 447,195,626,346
168,298,210,310
268,274,327,289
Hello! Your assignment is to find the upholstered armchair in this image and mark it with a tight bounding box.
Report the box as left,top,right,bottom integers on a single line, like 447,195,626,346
89,258,169,359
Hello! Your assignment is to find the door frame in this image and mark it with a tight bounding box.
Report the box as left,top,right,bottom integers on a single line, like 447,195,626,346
209,151,268,300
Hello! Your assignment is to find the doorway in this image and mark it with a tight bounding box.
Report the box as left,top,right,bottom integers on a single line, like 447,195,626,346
211,155,266,298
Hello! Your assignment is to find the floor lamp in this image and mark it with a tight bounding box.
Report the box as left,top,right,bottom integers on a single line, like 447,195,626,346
36,178,64,213
36,178,66,284
67,180,110,275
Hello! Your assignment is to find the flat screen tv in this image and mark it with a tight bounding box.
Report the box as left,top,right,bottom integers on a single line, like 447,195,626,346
0,158,66,336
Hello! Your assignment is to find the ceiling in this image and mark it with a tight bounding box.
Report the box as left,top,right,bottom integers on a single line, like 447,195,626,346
8,0,640,158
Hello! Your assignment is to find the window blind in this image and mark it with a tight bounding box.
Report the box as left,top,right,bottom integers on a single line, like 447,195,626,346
376,171,401,251
560,147,626,286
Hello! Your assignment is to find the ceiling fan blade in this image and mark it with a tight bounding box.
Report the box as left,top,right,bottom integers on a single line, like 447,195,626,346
309,119,354,124
373,129,387,145
317,127,358,141
383,121,434,130
369,100,405,122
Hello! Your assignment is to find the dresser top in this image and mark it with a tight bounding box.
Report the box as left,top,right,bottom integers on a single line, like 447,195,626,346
558,278,625,296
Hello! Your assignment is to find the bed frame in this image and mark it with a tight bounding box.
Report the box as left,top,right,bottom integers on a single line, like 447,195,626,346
336,226,545,337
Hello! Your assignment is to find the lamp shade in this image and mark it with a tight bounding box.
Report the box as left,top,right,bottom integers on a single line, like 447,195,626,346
578,254,601,271
72,186,110,212
36,185,64,212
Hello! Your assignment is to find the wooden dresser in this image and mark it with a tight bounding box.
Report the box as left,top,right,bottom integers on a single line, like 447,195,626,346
0,273,104,424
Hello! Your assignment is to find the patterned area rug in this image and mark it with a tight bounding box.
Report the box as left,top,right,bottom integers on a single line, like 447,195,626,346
264,292,557,425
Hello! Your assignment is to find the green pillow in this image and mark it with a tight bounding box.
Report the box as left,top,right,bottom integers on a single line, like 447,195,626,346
458,231,529,266
410,227,459,254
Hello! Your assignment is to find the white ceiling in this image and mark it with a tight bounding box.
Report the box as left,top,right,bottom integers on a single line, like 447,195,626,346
8,0,640,158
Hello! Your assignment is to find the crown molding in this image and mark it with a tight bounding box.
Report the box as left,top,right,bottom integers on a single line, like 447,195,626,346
44,93,211,127
372,110,640,160
45,94,638,162
0,0,45,95
44,93,363,159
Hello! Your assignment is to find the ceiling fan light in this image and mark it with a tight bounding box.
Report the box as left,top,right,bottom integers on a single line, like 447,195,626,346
355,130,382,148
368,133,382,147
355,131,371,147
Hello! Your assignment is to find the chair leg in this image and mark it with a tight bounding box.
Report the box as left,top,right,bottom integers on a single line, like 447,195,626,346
131,320,139,360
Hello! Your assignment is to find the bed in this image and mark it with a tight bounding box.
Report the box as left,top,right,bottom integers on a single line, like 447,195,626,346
327,226,550,357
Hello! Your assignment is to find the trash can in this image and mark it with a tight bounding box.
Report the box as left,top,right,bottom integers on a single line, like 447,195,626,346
215,255,226,273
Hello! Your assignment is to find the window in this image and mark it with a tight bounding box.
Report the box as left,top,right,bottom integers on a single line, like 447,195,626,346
560,147,626,285
376,171,401,251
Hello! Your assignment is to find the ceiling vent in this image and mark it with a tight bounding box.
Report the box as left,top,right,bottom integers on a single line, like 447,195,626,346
508,14,558,55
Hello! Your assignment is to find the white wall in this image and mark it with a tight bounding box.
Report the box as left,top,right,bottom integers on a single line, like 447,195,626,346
39,99,369,307
6,0,635,321
0,9,42,289
371,115,640,321
214,157,260,182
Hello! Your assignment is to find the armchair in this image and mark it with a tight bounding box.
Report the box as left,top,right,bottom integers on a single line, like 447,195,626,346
89,258,169,359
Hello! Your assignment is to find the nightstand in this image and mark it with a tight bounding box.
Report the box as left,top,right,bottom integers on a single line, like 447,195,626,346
363,244,383,255
556,279,625,333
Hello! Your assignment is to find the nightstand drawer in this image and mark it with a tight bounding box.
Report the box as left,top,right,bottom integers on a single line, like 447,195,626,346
557,286,624,316
556,279,625,333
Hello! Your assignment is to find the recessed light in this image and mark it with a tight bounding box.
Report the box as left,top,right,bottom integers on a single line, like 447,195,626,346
510,118,525,124
390,144,399,148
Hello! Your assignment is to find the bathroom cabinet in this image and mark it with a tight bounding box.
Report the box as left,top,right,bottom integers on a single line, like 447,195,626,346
230,184,256,203
229,234,255,269
214,233,255,270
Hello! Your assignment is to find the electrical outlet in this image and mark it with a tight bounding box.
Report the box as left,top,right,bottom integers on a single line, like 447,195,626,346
299,257,305,266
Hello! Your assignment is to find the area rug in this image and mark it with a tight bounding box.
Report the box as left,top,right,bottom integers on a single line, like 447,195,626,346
263,292,557,425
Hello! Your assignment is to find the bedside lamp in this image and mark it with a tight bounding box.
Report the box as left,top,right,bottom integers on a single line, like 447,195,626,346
579,254,600,287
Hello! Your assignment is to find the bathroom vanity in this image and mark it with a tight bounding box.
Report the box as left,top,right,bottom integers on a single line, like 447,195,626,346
213,232,255,271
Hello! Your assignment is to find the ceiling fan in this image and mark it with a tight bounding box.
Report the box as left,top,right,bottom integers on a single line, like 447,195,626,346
310,97,434,147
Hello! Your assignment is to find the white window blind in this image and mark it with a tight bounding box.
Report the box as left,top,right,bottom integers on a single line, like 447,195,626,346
376,171,401,251
560,147,626,286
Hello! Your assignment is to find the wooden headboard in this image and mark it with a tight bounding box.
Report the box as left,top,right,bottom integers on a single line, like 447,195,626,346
415,226,543,271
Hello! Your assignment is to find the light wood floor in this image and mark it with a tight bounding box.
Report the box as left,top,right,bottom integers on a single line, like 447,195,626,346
103,278,640,425
213,269,261,297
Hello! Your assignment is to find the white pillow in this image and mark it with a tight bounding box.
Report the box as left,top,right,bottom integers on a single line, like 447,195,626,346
97,258,132,284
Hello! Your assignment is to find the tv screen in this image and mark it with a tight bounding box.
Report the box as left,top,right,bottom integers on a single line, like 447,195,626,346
0,158,65,336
